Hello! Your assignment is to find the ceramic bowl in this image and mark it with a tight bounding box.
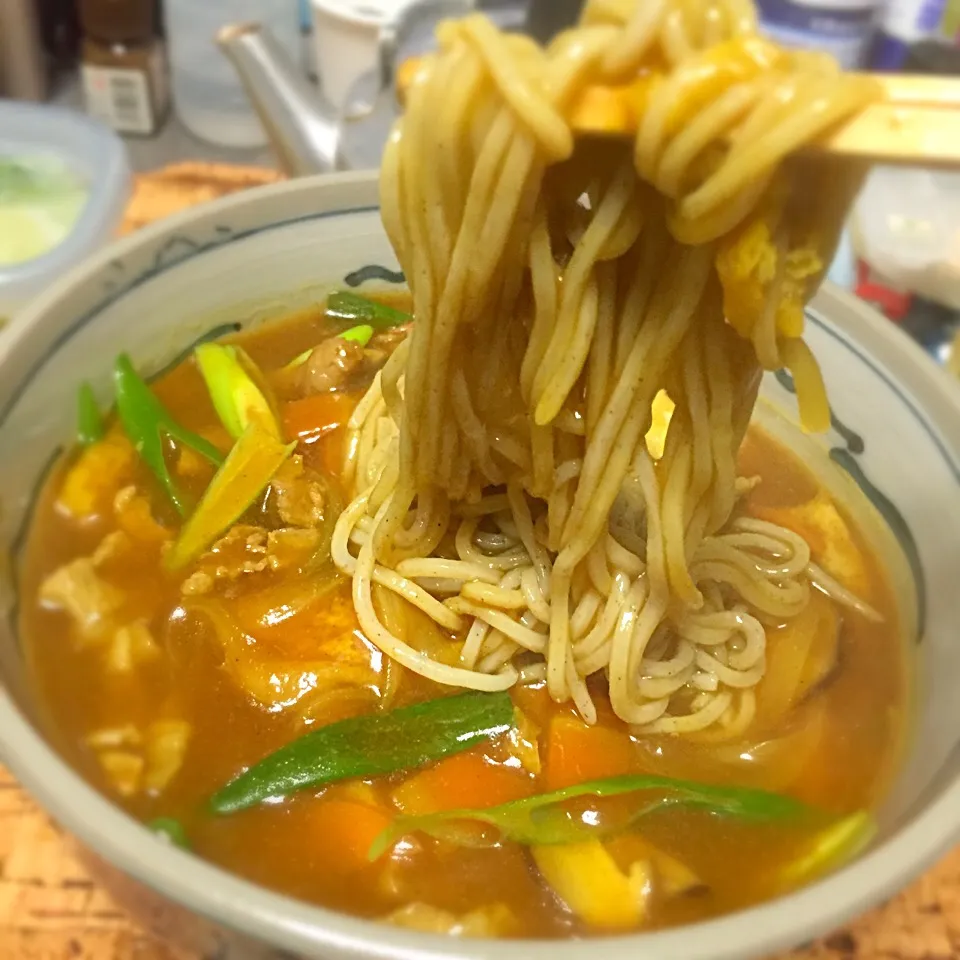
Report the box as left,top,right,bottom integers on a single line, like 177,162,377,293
1,170,959,960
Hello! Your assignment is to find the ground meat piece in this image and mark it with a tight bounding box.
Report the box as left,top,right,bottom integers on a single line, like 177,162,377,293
107,620,161,673
207,524,264,554
362,323,413,369
271,456,326,527
180,570,215,596
179,521,318,596
266,527,320,570
91,530,133,568
245,530,268,553
114,485,171,544
299,337,365,394
182,525,271,590
370,322,411,353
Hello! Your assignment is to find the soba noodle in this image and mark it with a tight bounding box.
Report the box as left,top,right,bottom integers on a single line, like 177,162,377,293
332,0,880,734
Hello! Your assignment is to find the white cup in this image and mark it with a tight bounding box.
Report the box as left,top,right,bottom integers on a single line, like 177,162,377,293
310,0,482,112
310,0,393,111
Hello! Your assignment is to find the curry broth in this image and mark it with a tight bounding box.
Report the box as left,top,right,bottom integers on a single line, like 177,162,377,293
20,302,908,938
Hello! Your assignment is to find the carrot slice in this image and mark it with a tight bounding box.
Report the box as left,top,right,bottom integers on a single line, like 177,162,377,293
544,714,639,792
394,749,534,816
308,797,394,871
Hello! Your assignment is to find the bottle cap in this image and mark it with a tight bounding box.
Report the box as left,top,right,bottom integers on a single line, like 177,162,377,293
78,0,154,44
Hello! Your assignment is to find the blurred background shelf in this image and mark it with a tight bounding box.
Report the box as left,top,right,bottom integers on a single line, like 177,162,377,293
52,72,276,172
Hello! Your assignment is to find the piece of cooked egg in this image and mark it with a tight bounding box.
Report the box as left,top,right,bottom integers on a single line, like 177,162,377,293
754,493,869,597
645,389,675,460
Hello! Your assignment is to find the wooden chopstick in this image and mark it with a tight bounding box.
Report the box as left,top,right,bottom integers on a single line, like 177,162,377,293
396,59,960,168
818,74,960,166
821,98,960,167
871,73,960,108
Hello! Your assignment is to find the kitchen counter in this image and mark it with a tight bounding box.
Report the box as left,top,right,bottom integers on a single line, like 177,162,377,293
52,72,278,174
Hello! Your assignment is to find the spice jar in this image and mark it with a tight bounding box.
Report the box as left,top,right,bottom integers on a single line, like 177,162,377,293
79,0,169,135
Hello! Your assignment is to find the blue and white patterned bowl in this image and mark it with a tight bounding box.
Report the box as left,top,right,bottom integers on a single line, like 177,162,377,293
1,171,959,960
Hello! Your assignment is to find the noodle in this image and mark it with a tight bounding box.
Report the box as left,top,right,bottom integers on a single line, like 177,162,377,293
332,0,881,734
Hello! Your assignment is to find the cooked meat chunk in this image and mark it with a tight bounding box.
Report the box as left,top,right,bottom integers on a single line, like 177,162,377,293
107,620,161,673
384,902,516,937
287,324,411,398
180,524,270,592
87,719,192,797
271,456,326,527
179,523,320,596
97,750,144,797
266,527,321,569
181,570,215,596
143,719,192,792
114,485,171,544
299,337,365,394
39,558,123,643
208,525,265,554
91,530,133,568
370,322,412,353
363,323,413,368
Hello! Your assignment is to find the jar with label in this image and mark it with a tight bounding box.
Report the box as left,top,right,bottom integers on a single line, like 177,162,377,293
79,0,170,136
756,0,885,68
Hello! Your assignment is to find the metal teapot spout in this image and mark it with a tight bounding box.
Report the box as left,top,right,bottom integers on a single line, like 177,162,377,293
218,22,341,176
218,1,580,177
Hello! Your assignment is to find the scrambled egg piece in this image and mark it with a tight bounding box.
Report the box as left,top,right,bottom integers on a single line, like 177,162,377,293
714,172,825,349
532,840,650,929
754,493,869,597
57,427,136,520
645,389,675,460
39,557,123,644
716,215,823,344
86,719,191,797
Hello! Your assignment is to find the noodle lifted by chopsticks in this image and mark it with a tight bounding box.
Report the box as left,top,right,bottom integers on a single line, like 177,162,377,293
332,0,879,734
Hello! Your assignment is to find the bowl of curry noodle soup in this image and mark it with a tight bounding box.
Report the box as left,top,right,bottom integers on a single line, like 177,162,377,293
0,168,956,960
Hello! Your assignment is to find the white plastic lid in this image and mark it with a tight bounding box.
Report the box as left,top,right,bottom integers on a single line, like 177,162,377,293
851,166,960,311
0,101,131,322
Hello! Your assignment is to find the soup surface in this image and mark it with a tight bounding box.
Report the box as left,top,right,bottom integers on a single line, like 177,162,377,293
20,300,907,939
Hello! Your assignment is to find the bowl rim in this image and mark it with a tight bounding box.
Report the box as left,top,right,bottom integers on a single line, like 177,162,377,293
2,169,960,960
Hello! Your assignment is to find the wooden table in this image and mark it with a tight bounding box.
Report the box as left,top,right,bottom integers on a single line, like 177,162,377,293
3,164,958,960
